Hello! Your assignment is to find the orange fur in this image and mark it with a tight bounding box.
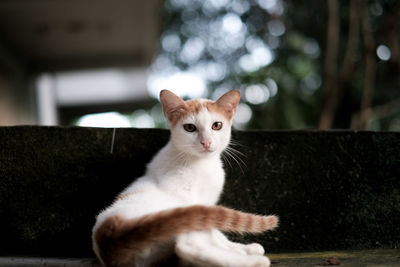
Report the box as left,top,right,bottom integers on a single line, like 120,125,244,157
95,205,278,266
205,101,231,122
160,90,203,127
160,89,241,127
165,100,203,127
169,100,202,127
185,100,203,115
208,89,240,120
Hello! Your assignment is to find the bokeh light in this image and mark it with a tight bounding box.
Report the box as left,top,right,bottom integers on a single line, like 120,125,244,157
376,45,391,61
233,103,252,128
77,112,131,128
245,84,270,104
130,110,155,128
147,71,206,99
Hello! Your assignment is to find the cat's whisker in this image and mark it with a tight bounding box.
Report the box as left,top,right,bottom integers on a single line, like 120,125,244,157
229,139,247,149
223,146,246,174
225,152,245,175
176,144,196,148
221,153,233,169
229,139,245,146
225,145,247,164
224,148,242,166
226,145,246,158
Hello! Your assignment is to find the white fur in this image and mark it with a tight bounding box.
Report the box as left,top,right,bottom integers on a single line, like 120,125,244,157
92,99,271,267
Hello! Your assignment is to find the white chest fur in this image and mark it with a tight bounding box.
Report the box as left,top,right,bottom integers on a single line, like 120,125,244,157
147,142,225,205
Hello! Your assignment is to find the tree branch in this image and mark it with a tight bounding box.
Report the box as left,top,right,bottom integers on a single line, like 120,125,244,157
351,98,400,128
318,0,340,129
358,1,376,129
340,0,360,83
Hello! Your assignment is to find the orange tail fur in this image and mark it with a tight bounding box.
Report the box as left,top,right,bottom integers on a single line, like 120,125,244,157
94,205,278,266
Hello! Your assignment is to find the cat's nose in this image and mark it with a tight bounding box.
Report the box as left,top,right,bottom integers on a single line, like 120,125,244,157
200,139,211,149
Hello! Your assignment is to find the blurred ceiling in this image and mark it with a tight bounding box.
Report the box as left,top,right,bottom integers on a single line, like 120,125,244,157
0,0,161,72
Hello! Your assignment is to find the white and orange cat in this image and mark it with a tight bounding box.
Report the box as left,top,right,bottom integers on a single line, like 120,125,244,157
92,90,278,267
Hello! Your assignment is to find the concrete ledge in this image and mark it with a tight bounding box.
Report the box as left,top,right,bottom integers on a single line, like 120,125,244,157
268,249,400,266
0,126,399,257
1,249,399,266
0,257,100,267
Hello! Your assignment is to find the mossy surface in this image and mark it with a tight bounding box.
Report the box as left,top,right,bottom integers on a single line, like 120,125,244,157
0,126,399,257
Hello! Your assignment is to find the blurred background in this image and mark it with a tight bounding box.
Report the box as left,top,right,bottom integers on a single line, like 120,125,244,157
0,0,399,130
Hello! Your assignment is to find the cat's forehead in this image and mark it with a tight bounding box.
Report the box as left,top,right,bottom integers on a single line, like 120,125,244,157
167,98,230,127
184,99,227,121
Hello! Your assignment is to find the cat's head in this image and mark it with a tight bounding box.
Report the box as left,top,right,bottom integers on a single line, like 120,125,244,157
160,89,240,157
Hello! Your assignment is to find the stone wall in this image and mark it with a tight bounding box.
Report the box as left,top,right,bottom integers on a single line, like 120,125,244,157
0,126,399,257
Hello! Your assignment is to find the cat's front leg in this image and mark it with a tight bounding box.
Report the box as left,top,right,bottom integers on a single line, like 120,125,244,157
210,229,265,256
175,230,271,267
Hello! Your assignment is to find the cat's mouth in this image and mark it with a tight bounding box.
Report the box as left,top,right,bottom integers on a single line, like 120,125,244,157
201,147,215,153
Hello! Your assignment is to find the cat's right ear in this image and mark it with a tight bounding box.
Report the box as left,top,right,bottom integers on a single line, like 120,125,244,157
160,90,186,124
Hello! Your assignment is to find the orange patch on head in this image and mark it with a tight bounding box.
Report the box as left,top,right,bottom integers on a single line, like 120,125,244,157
185,100,203,115
160,89,240,126
205,101,230,121
206,89,241,121
160,90,204,127
168,99,203,127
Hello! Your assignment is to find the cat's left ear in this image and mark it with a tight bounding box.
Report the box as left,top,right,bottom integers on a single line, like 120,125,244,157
160,90,186,124
216,89,240,120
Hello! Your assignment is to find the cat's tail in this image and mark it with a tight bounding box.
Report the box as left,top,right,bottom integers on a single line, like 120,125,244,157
94,205,278,266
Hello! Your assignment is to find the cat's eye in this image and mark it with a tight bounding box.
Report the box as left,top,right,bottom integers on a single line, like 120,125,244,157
183,124,197,132
212,122,223,130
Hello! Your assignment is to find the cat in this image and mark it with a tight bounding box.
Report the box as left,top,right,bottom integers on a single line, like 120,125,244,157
92,89,278,267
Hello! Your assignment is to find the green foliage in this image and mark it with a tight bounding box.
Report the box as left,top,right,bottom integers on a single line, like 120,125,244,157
150,0,400,130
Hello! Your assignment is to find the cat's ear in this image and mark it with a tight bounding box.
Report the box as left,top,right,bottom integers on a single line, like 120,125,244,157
216,89,240,120
160,90,186,124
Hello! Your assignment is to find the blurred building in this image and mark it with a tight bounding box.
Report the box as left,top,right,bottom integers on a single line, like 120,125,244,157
0,0,161,126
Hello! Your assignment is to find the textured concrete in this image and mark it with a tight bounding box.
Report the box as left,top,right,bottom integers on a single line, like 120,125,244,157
0,126,399,258
1,249,399,266
0,257,100,266
268,249,400,266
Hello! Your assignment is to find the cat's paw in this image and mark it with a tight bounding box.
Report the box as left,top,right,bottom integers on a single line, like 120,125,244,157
246,255,270,267
244,243,265,255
